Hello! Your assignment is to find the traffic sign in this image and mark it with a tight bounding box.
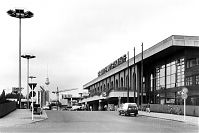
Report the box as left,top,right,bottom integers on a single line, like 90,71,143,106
182,87,188,93
28,83,37,90
29,91,36,98
181,93,188,99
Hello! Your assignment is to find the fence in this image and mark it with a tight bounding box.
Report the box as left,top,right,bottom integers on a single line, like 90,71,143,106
142,104,199,117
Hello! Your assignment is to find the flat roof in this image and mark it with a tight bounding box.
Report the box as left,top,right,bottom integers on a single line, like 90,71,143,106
83,35,199,89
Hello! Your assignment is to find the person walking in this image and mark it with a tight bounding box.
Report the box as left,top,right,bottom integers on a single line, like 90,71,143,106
90,106,92,111
146,103,150,113
104,105,107,111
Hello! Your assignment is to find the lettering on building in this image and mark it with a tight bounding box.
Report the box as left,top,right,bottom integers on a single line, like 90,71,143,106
98,54,127,77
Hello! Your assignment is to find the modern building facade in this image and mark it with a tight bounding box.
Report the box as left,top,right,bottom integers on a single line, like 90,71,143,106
82,35,199,113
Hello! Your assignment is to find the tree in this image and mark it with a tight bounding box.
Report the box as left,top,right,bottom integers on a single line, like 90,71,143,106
6,93,24,99
0,90,6,103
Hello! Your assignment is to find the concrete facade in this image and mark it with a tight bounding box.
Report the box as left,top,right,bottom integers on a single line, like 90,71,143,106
82,35,199,112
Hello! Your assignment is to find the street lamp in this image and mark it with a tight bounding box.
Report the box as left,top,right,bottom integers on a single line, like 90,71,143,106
21,54,36,109
29,76,36,81
7,9,34,108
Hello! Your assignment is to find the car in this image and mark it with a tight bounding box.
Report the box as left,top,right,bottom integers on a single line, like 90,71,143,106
62,106,72,111
118,103,138,116
51,106,58,110
42,105,50,110
71,105,82,111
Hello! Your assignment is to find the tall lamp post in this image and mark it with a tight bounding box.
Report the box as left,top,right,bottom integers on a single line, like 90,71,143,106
21,54,36,109
7,9,34,108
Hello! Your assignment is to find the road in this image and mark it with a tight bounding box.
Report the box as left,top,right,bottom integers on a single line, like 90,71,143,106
1,110,198,133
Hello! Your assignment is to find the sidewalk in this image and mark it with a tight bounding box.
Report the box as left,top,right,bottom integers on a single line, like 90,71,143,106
0,109,48,127
139,111,199,126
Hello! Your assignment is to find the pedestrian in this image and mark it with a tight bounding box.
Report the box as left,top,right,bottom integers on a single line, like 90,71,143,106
104,105,107,111
90,106,92,111
146,103,150,113
114,105,117,111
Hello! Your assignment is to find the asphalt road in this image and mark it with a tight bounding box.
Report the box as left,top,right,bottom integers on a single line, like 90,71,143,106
1,110,198,133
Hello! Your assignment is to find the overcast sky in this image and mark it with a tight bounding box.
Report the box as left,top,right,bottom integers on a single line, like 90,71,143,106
0,0,199,100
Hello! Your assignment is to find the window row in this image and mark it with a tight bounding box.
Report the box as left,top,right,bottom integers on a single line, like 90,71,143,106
185,75,199,86
89,75,135,96
186,58,199,68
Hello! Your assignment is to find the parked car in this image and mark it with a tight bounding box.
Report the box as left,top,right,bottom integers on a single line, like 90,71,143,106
118,103,138,116
71,105,82,111
51,106,58,110
43,105,50,110
62,106,72,111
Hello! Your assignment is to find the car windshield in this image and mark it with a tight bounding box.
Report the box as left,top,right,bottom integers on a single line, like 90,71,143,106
128,104,137,108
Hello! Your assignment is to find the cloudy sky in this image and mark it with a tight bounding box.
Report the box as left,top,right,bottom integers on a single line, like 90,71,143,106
0,0,199,99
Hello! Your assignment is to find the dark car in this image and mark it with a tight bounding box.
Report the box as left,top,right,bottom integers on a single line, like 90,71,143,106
118,103,138,116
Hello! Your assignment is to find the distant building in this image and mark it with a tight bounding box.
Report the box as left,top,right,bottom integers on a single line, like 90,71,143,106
61,94,82,106
38,90,49,107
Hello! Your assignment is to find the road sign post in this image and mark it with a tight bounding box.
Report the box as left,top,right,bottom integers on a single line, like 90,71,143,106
28,83,37,121
181,87,188,121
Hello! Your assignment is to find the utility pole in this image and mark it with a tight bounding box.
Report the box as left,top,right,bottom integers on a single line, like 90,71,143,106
141,43,144,108
127,51,130,103
134,47,136,103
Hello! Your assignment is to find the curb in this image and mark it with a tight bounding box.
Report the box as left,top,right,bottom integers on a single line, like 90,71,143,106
139,111,199,126
139,113,185,123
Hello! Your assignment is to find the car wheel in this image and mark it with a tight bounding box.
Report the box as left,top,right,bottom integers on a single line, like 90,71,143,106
134,113,137,116
119,112,121,115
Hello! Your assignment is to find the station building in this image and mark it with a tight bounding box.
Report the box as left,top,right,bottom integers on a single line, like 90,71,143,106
82,35,199,115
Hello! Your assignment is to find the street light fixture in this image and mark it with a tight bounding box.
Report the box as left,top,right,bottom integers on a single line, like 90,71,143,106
21,54,36,109
7,8,34,108
29,76,36,81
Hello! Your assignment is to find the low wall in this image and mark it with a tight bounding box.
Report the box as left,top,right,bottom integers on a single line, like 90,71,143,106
142,104,199,117
0,101,16,118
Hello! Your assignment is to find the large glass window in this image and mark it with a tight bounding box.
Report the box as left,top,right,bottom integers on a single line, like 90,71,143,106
150,74,153,91
156,58,185,90
156,67,160,90
166,61,176,88
156,65,165,90
196,75,199,85
143,77,145,92
176,58,185,87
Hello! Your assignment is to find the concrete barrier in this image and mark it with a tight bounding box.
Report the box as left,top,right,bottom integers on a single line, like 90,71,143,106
0,101,16,118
